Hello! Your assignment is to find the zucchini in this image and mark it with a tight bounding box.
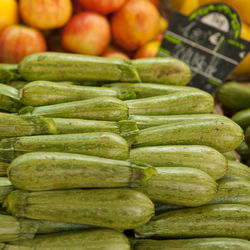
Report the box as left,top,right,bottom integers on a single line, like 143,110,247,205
7,229,130,250
130,145,227,180
134,116,243,153
0,112,57,139
223,160,250,181
0,64,21,83
4,189,154,229
0,162,8,176
237,141,250,160
126,91,214,115
133,238,250,250
208,179,250,206
53,119,139,145
132,57,192,85
0,132,129,163
217,81,250,110
246,126,250,146
130,114,221,130
154,203,183,215
8,152,156,191
18,52,141,82
0,83,23,112
19,96,129,121
0,177,13,203
20,81,133,107
134,204,250,239
7,80,28,90
232,108,250,129
222,151,237,161
134,167,217,207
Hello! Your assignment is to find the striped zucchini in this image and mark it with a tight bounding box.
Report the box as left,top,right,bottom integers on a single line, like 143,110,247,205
0,177,13,203
0,112,57,139
133,238,250,250
0,162,8,176
126,91,214,116
7,229,130,250
8,152,156,191
0,83,23,112
132,57,192,85
20,81,133,107
53,119,139,145
232,108,250,129
19,96,129,121
134,116,243,153
0,132,129,163
4,189,154,229
237,142,250,160
223,160,250,181
18,52,141,82
130,145,227,180
222,151,237,161
208,179,250,206
130,114,221,130
0,64,21,83
134,204,250,239
134,167,217,207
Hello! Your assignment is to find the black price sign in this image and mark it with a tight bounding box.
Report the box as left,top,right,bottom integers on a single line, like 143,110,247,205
158,3,250,92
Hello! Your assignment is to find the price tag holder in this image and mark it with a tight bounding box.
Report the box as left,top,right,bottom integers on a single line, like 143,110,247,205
158,3,250,92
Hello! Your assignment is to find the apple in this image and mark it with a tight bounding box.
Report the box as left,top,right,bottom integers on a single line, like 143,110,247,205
62,12,111,56
134,40,160,59
0,25,47,63
19,0,72,29
102,51,130,60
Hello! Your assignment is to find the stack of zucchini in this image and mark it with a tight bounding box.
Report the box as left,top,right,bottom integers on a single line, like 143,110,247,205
0,52,249,249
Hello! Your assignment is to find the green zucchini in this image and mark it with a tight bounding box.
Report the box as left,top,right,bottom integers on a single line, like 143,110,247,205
132,57,192,85
232,108,250,129
0,162,8,176
18,52,141,82
134,204,250,239
7,229,130,250
134,167,217,207
19,96,129,121
0,64,21,83
133,238,250,250
4,189,154,229
0,177,13,203
237,141,250,160
0,83,23,112
208,179,250,206
246,126,250,146
0,132,129,163
0,112,57,139
130,145,227,180
7,81,28,90
53,119,139,145
20,81,133,107
223,160,250,181
134,116,243,153
217,81,250,110
130,114,221,129
154,203,183,215
8,152,156,191
126,91,214,115
222,151,237,161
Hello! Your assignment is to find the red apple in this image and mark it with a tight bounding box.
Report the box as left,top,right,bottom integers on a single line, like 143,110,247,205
62,12,111,56
78,0,126,15
19,0,72,29
0,25,47,63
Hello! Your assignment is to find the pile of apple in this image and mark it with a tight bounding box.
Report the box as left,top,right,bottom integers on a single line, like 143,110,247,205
0,0,167,63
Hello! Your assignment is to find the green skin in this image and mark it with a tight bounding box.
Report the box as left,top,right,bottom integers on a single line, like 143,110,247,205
130,145,227,180
246,126,250,146
134,167,217,207
208,179,250,206
134,204,250,239
4,189,154,230
237,141,250,160
0,162,8,176
0,112,57,139
134,116,244,153
8,152,156,191
7,81,28,90
18,52,141,82
217,82,250,110
0,83,23,113
7,229,130,250
0,64,21,83
222,151,236,161
19,96,129,122
232,108,250,130
126,91,214,116
0,177,13,203
133,238,250,250
223,160,250,181
154,203,183,215
0,132,129,163
132,57,192,85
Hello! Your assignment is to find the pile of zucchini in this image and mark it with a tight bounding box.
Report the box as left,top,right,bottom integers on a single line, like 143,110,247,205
0,52,249,249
